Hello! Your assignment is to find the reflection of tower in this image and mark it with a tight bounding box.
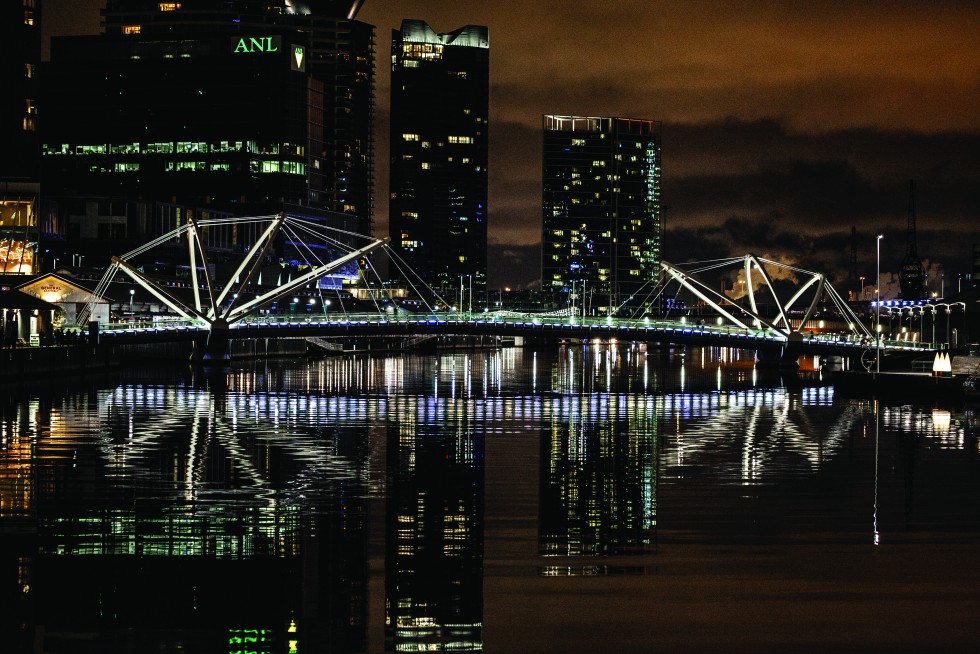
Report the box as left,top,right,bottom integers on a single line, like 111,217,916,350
539,398,657,556
899,181,924,300
2,386,373,651
385,399,484,651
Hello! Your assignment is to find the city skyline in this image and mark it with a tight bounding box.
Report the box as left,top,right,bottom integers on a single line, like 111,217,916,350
43,1,980,291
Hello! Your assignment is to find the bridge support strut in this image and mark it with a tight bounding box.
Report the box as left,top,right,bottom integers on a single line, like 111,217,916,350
193,319,231,364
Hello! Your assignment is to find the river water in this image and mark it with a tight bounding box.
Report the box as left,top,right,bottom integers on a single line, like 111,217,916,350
1,344,979,653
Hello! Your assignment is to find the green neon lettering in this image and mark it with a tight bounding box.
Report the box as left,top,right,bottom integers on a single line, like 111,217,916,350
233,38,249,53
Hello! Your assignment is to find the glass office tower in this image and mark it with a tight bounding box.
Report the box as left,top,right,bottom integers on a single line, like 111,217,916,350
388,20,489,305
42,1,375,268
542,115,661,315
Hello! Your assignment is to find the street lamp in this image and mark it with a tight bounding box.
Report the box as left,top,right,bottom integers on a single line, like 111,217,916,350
876,234,883,374
129,288,135,316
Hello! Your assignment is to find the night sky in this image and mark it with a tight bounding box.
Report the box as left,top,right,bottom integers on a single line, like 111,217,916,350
44,1,980,291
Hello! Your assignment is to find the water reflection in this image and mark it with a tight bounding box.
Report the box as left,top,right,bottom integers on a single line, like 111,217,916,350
1,380,373,651
1,346,979,652
539,396,657,562
385,398,484,651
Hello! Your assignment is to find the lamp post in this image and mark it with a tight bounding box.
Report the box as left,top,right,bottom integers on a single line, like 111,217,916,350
129,288,135,317
876,235,883,374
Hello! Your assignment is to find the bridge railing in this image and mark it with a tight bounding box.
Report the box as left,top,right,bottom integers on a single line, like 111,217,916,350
96,312,930,352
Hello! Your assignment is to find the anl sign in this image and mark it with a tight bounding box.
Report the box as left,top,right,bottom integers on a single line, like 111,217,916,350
231,36,282,54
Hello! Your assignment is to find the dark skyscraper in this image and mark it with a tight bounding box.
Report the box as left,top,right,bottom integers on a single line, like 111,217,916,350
42,1,375,268
388,20,489,302
0,0,41,275
542,115,661,315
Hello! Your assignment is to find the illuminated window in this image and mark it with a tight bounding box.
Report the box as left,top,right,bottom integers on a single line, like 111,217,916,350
402,133,419,141
176,141,207,153
421,162,431,170
158,2,181,10
448,136,473,144
75,144,107,155
571,138,586,146
401,43,443,61
25,99,36,114
22,116,35,132
24,63,33,78
251,160,305,175
24,9,34,25
114,162,140,172
458,255,466,262
401,211,418,218
123,25,141,34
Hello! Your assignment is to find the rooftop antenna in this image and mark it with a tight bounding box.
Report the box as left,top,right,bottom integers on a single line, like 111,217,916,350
899,180,924,300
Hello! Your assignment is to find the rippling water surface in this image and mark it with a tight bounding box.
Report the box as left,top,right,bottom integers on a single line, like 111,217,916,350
2,345,979,652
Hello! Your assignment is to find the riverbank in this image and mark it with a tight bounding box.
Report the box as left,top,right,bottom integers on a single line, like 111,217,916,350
0,344,122,383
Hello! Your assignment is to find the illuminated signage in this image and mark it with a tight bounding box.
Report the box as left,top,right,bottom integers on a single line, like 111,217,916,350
231,36,281,54
291,44,306,72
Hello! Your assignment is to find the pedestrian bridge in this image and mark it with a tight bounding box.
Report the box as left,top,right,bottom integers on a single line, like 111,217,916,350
76,212,932,363
93,312,927,361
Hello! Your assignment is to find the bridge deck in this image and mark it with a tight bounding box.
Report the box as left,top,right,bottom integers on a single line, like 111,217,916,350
94,313,932,357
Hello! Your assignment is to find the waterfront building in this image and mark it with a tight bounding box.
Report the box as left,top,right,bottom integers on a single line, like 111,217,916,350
41,0,375,271
0,0,41,275
388,20,489,302
542,115,662,315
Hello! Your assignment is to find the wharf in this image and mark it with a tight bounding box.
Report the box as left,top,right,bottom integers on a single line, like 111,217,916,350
833,370,966,402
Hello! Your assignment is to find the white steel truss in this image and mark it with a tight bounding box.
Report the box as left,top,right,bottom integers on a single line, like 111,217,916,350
101,212,388,330
661,256,873,341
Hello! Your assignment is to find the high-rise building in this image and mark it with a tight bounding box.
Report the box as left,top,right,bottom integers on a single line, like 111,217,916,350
41,1,375,270
388,20,489,303
542,115,662,315
0,0,41,275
